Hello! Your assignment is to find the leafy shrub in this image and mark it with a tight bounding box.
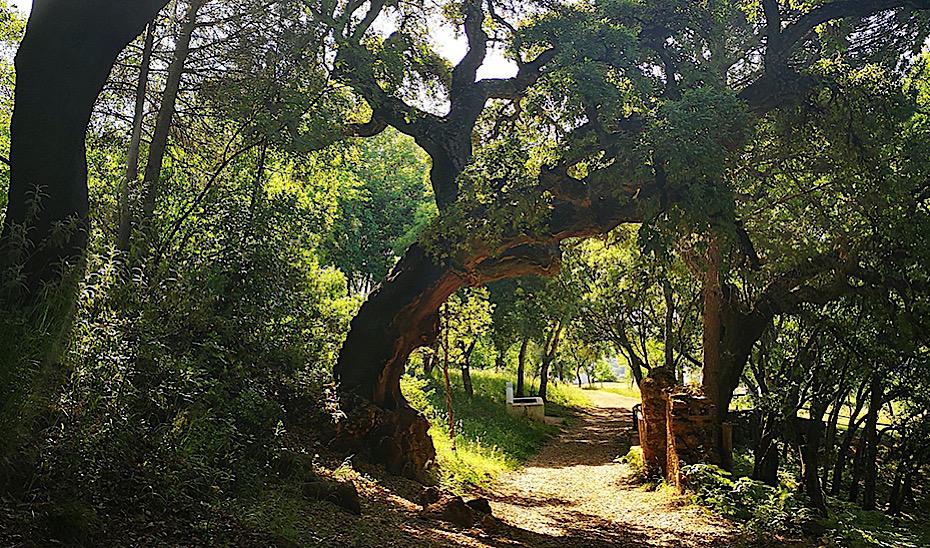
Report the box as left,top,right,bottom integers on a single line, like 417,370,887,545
681,463,815,540
618,445,646,477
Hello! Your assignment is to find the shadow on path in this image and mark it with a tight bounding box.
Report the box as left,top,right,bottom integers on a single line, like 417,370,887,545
479,389,738,548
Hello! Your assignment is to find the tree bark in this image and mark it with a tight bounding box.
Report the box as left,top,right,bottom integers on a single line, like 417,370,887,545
333,242,557,476
516,335,529,397
538,322,562,402
117,21,156,253
830,382,868,496
752,412,780,486
795,405,828,513
862,376,883,510
138,0,205,238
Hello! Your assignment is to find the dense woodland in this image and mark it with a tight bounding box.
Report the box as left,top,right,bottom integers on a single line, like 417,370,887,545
2,0,930,545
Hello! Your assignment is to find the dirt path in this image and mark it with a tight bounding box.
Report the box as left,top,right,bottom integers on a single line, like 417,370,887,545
481,390,739,547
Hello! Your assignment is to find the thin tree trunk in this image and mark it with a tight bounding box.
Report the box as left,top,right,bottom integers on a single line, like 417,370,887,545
849,431,867,503
662,278,675,372
821,393,844,489
753,412,780,486
862,377,883,510
516,336,529,397
538,322,562,402
118,21,156,253
797,405,828,513
460,339,476,398
139,0,205,238
831,384,868,496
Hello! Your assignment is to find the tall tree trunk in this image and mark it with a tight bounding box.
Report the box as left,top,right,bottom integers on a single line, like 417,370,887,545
753,411,780,486
0,0,167,482
849,430,868,502
1,0,166,292
538,322,562,402
138,0,205,239
700,243,771,428
821,391,845,489
460,339,476,398
516,335,529,397
796,404,828,513
890,463,915,516
862,376,883,510
830,384,868,496
117,21,156,253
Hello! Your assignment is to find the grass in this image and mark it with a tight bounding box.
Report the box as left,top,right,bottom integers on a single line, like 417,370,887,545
402,369,591,492
595,381,642,401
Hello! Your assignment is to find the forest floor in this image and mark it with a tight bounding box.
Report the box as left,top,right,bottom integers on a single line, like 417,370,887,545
289,389,746,547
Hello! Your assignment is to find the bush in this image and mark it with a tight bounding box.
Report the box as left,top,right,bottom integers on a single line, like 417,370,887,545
681,463,816,541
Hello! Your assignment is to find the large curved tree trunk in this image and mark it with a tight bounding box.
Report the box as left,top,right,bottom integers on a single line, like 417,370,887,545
333,241,559,477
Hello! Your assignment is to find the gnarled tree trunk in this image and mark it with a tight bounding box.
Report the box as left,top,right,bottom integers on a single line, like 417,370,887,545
333,242,558,477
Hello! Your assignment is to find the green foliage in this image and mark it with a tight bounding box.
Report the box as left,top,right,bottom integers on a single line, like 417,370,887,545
820,499,930,548
619,445,646,477
682,463,816,541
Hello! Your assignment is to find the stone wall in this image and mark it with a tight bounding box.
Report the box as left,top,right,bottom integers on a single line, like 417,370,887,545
636,368,733,490
665,393,726,492
638,367,677,477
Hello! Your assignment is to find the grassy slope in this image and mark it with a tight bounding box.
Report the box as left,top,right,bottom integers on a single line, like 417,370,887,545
403,369,591,492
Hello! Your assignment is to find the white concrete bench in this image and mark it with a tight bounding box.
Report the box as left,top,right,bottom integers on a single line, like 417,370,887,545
506,382,545,421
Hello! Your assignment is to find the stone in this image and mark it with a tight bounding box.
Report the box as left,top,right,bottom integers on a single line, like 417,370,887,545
639,366,678,477
465,497,492,515
418,486,442,506
302,478,362,515
666,392,723,492
422,495,479,527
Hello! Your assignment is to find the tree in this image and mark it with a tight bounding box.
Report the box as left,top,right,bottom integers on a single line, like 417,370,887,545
1,0,167,294
321,0,930,475
0,0,168,471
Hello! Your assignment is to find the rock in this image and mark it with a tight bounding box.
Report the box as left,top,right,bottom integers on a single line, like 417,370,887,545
422,495,478,527
478,513,498,530
302,478,362,515
418,486,442,506
465,497,492,515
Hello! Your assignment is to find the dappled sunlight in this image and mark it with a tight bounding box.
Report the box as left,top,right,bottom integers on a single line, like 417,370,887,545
485,391,738,547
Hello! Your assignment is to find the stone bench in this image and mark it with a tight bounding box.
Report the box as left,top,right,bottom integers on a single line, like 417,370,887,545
506,382,545,422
